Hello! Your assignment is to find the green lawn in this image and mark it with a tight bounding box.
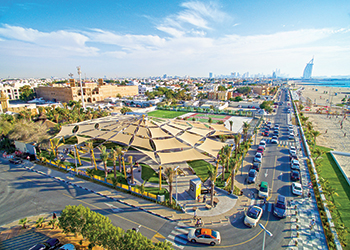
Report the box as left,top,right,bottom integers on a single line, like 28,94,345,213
147,110,188,119
140,164,167,184
187,160,214,182
318,152,350,248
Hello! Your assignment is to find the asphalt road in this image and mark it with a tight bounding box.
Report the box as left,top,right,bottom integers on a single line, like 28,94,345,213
0,89,300,249
0,161,176,242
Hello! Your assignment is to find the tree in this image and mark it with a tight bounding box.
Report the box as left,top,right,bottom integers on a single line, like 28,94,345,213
98,145,109,179
19,217,30,229
86,168,94,178
120,107,132,115
164,167,175,204
128,155,134,184
312,130,321,150
208,117,213,124
85,141,96,170
233,134,241,158
218,85,226,91
116,146,123,172
19,85,35,101
208,165,218,207
233,96,243,102
314,148,324,162
35,217,45,228
230,158,238,194
50,137,62,158
58,204,87,236
109,148,118,179
229,120,233,131
242,121,250,142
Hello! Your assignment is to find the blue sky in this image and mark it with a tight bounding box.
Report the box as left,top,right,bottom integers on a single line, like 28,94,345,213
0,0,350,78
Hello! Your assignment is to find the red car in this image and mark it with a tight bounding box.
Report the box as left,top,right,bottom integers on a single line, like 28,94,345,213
263,131,269,136
257,146,264,155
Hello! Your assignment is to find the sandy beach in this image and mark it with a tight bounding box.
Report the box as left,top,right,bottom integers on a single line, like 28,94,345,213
296,84,350,107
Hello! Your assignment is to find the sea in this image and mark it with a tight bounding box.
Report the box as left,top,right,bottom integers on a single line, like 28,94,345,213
297,79,350,88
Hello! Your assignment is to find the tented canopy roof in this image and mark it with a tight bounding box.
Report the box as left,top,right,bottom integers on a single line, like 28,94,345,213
137,149,159,164
76,124,97,133
108,133,133,145
149,127,171,138
80,129,107,138
157,148,211,165
153,137,191,151
76,135,92,145
161,124,183,136
123,125,138,134
95,131,118,140
196,138,225,157
54,125,76,138
209,124,231,132
178,132,203,146
187,127,211,137
132,136,153,151
136,127,150,138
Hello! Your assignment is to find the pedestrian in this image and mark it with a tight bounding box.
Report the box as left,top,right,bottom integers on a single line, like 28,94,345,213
310,219,316,230
53,212,57,220
325,129,327,134
344,133,346,137
308,191,311,199
203,195,206,203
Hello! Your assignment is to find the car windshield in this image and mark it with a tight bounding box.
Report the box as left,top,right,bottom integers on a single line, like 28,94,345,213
195,229,201,236
211,231,218,238
294,185,301,191
247,207,260,219
260,186,267,192
249,171,255,177
276,202,285,209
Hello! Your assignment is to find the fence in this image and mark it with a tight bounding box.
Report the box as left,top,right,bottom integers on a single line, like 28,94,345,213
37,157,157,201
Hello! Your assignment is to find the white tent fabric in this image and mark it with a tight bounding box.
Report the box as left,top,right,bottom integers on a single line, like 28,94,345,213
76,124,97,133
108,133,133,145
54,125,76,138
177,132,203,146
169,122,191,130
95,131,118,140
161,124,183,136
209,124,231,132
187,127,211,137
196,138,225,157
131,136,153,151
153,137,191,151
76,135,92,145
149,127,171,138
137,149,159,164
79,129,106,138
123,125,138,134
157,148,211,165
136,127,150,138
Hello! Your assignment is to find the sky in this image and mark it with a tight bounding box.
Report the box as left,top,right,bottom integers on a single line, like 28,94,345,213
0,0,350,79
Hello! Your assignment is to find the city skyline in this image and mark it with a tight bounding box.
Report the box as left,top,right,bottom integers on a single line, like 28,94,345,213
0,0,350,78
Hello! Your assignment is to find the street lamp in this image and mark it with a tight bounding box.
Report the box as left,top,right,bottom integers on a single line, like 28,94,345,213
77,66,85,110
174,166,179,206
259,223,273,250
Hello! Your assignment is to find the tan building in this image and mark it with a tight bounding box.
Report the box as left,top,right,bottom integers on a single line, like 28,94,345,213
251,85,271,96
35,79,138,103
0,84,21,100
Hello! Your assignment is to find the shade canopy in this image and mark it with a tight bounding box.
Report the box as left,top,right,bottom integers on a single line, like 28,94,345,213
196,138,225,157
157,148,211,165
132,136,153,151
178,132,203,146
153,137,191,151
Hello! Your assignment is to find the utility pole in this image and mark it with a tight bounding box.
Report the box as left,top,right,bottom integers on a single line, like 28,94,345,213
77,66,85,110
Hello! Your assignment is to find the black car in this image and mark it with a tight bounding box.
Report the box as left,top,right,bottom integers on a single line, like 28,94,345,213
29,238,60,250
251,162,261,172
291,170,300,181
9,157,22,164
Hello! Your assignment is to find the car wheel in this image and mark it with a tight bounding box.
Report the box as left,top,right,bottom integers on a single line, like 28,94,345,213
191,239,196,243
210,242,216,246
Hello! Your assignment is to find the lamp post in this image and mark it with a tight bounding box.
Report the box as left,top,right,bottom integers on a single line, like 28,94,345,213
174,166,179,206
259,223,273,250
73,145,77,171
77,66,85,110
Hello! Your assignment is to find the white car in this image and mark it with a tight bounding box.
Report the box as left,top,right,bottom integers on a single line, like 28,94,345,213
289,146,296,154
292,182,303,196
187,228,221,246
254,152,262,163
244,206,263,227
271,137,278,144
288,133,295,140
259,140,266,149
290,159,300,170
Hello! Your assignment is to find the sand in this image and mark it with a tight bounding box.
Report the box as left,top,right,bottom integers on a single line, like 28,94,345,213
296,84,350,107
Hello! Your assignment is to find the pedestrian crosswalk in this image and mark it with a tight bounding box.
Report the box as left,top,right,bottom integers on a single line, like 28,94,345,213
278,141,295,147
165,224,190,249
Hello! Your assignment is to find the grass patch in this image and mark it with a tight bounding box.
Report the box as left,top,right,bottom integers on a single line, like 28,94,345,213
314,145,333,153
187,160,213,182
91,168,128,185
215,172,231,188
318,152,350,248
148,110,188,119
63,136,78,145
140,164,167,184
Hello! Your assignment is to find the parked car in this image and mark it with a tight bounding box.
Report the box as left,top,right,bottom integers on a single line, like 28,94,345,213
187,228,221,246
258,181,269,199
290,153,298,161
247,169,258,184
259,140,266,149
29,238,60,250
290,159,300,170
292,182,303,196
273,195,287,218
274,124,280,130
289,146,296,155
257,146,264,155
288,133,294,140
251,162,261,172
263,131,269,136
244,206,263,227
254,153,262,163
9,157,23,164
291,170,300,181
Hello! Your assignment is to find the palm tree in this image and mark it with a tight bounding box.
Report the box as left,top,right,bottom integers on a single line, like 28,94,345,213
86,168,94,178
51,137,62,157
128,156,134,184
307,121,313,132
85,141,97,170
242,122,250,142
109,148,118,179
35,217,45,228
312,130,321,150
208,165,218,207
230,158,238,194
98,145,109,179
233,134,242,158
19,217,30,229
164,167,175,204
314,148,324,162
229,120,233,131
116,146,123,172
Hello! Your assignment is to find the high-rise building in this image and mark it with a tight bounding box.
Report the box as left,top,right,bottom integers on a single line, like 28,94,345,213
303,58,314,79
209,72,213,78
